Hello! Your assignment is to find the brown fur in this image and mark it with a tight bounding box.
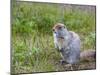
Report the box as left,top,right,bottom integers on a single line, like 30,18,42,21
52,23,65,31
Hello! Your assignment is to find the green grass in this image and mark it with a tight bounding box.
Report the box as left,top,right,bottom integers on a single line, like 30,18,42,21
11,1,96,74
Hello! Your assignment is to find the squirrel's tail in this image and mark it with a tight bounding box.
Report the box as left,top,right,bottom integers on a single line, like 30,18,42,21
80,50,96,61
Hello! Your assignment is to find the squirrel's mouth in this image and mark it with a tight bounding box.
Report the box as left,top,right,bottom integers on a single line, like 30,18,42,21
58,37,64,39
56,34,64,39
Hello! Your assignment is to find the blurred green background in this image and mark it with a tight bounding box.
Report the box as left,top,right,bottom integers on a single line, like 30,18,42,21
11,1,96,74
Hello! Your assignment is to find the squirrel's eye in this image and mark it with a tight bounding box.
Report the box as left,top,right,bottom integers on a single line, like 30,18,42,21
52,29,55,32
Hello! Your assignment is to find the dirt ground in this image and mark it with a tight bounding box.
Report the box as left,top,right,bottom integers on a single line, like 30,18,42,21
54,60,96,71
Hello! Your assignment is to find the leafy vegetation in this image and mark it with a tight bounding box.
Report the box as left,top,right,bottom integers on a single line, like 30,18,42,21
11,1,96,74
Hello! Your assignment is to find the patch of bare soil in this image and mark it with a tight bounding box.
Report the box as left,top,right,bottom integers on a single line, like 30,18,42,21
55,61,96,71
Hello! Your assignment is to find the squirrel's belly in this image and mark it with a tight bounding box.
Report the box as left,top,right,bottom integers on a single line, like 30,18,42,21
57,38,68,49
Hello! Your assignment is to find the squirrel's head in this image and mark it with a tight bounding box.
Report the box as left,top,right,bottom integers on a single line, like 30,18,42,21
52,23,68,38
52,23,65,31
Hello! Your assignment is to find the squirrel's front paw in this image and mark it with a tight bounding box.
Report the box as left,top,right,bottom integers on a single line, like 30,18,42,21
59,60,66,65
